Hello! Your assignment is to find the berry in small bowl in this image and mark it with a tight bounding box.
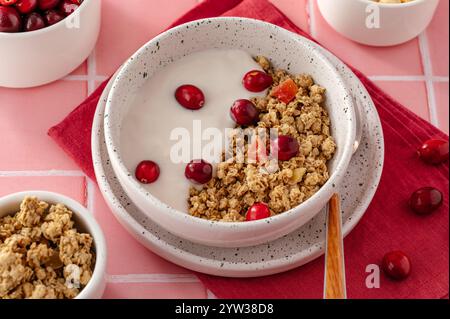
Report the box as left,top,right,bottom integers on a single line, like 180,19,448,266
0,0,101,88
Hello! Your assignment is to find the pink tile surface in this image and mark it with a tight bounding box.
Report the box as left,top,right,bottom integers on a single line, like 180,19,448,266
69,61,88,76
0,176,86,204
92,187,194,275
373,81,430,121
0,81,86,171
103,282,206,299
426,0,449,77
270,0,309,33
435,82,449,134
312,0,423,76
0,0,448,299
96,0,199,76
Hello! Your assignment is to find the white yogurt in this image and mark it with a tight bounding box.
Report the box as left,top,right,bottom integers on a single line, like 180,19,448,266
121,49,266,212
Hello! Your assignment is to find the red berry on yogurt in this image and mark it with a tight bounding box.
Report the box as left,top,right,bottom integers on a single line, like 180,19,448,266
409,187,443,215
15,0,38,14
242,70,273,92
272,135,299,161
24,12,45,31
185,160,212,184
246,203,271,221
230,99,259,126
418,139,449,165
135,160,160,184
175,85,205,110
382,251,411,280
0,6,21,32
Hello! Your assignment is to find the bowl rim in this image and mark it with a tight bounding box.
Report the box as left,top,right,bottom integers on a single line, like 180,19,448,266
0,190,107,299
0,0,93,38
104,16,356,230
357,0,426,8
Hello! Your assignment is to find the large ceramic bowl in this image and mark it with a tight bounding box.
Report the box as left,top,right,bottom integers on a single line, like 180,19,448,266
0,191,107,299
0,0,101,88
318,0,439,46
104,17,356,248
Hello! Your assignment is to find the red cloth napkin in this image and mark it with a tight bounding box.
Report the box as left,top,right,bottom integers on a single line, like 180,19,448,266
48,0,449,299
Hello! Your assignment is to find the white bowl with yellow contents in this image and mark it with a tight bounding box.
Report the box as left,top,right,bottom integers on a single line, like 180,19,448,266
0,191,106,299
318,0,439,46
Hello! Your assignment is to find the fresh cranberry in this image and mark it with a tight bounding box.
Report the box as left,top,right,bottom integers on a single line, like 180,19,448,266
135,160,160,184
272,135,299,161
15,0,38,14
38,0,60,10
230,99,259,126
43,9,64,25
185,160,212,184
246,203,271,221
242,70,273,92
0,6,21,32
175,85,205,110
382,251,411,280
59,0,78,15
409,187,443,215
24,12,45,31
418,139,449,165
0,0,18,5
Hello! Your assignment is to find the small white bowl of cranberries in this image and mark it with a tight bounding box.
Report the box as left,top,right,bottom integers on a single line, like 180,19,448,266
0,0,101,88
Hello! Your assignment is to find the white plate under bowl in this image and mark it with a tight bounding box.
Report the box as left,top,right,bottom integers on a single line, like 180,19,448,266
92,41,384,278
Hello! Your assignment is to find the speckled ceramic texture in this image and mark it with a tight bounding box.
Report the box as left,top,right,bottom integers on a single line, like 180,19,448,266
92,38,384,277
103,17,356,248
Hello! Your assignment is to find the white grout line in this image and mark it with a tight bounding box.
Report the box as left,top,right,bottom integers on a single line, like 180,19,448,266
0,170,85,177
64,74,108,82
86,178,96,213
307,0,317,38
418,33,439,127
369,75,449,82
87,49,98,95
106,274,201,284
206,289,217,299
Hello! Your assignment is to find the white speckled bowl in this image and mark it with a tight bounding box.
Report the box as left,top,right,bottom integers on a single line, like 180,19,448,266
104,17,356,248
0,191,107,299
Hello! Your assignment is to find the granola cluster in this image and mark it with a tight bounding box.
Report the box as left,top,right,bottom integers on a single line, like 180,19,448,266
0,197,95,299
188,57,336,222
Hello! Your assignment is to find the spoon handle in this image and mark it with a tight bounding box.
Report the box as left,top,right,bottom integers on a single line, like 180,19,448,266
324,194,347,299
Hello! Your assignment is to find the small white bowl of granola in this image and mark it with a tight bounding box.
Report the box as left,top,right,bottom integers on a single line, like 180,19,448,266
0,191,106,299
104,17,356,248
318,0,439,46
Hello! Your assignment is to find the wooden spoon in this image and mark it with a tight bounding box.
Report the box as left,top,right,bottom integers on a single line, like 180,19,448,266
324,193,347,299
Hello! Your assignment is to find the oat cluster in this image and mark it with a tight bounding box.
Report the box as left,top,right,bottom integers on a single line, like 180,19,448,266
0,197,95,299
188,56,336,222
